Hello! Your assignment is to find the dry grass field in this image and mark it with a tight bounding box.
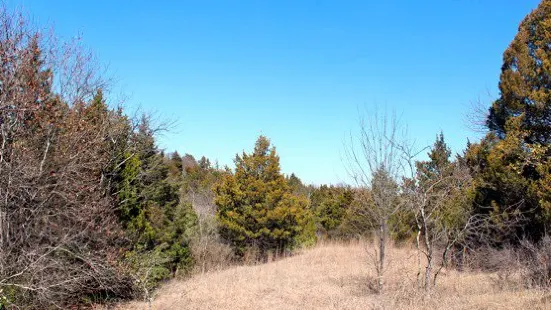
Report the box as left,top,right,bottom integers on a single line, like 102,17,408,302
119,242,551,310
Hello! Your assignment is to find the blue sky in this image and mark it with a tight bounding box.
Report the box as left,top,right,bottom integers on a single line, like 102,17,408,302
9,0,541,184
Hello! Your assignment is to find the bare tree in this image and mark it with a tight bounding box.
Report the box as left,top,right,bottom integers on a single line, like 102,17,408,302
399,140,513,292
344,107,411,292
464,92,492,134
402,158,473,291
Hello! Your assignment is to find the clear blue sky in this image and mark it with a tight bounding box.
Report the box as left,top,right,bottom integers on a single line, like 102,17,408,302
8,0,541,185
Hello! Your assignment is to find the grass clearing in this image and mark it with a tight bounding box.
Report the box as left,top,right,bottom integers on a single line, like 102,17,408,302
118,241,550,310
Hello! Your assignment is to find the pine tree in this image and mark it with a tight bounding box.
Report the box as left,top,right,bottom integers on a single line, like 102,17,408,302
214,136,310,257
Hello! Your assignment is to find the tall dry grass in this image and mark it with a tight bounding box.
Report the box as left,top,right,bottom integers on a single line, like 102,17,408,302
118,241,551,310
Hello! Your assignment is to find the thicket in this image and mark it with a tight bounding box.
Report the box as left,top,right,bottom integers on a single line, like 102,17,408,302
0,8,136,308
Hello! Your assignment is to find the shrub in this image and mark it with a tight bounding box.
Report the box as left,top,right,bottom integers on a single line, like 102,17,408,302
520,236,551,288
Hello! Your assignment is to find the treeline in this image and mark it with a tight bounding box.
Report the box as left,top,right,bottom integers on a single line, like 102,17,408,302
3,0,551,308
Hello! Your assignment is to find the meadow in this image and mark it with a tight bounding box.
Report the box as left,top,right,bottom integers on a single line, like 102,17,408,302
119,241,549,310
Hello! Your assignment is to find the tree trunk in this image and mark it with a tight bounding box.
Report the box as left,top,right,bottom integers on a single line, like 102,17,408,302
423,215,432,292
425,254,432,292
415,225,422,287
377,218,387,292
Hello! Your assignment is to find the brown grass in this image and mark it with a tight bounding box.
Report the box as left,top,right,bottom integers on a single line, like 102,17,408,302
118,241,551,310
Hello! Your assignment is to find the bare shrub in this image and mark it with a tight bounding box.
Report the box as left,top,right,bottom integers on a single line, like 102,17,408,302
0,5,134,308
520,236,551,288
465,246,518,272
452,245,525,292
190,214,236,273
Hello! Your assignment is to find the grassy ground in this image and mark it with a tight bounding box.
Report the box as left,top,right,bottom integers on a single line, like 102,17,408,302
118,241,550,310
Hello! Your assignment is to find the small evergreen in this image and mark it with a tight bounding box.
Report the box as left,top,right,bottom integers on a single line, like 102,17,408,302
214,136,312,257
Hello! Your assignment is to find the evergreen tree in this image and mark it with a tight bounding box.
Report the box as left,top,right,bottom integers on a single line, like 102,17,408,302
487,0,551,144
468,0,551,242
112,119,197,286
416,132,452,186
214,136,311,256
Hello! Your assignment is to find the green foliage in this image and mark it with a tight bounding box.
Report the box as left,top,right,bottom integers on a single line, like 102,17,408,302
337,189,374,238
0,290,8,310
388,206,417,242
416,132,452,185
465,129,540,243
169,151,183,177
292,205,317,248
117,153,143,225
287,173,312,197
123,250,171,295
370,166,401,226
310,185,353,237
286,174,317,246
214,136,313,256
335,185,407,241
112,120,197,288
